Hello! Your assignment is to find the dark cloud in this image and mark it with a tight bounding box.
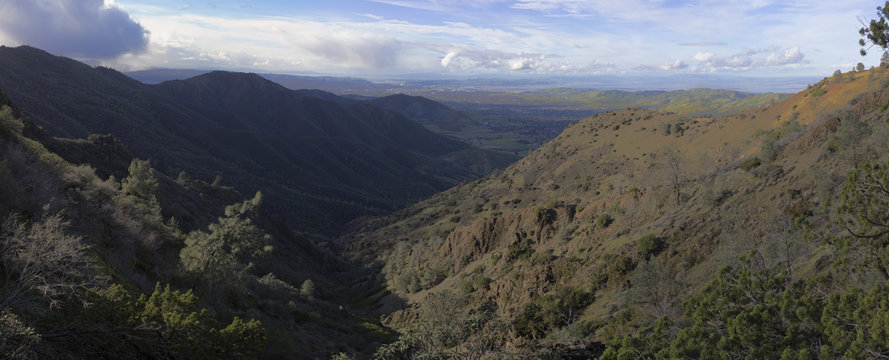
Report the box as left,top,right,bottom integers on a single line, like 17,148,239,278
0,0,148,59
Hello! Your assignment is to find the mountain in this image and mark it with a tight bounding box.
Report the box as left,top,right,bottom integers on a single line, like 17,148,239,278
0,45,513,234
340,67,889,357
369,94,483,133
123,68,211,84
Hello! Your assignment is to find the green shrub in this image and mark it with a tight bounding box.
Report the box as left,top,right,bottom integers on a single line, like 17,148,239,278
637,234,663,259
473,276,492,291
102,283,267,360
536,206,557,226
506,237,535,261
739,157,761,171
596,213,614,228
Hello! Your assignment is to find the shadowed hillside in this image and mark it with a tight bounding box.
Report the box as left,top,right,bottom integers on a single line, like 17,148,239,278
0,95,399,358
0,45,513,234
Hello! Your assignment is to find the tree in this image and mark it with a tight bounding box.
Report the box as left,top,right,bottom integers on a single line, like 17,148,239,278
857,62,866,71
837,159,889,279
180,192,271,288
882,51,889,67
860,2,889,55
120,159,158,203
662,147,683,206
833,110,870,168
374,292,512,359
299,279,315,297
832,69,844,82
101,283,267,359
0,211,97,310
760,132,780,163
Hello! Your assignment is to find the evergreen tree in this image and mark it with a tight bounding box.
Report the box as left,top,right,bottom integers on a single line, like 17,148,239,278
180,192,271,288
860,2,889,55
121,159,159,203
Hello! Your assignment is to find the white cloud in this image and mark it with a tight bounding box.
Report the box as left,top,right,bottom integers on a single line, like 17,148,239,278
693,52,714,62
91,0,866,77
441,51,459,67
696,46,808,70
508,57,539,70
660,59,687,71
764,46,804,66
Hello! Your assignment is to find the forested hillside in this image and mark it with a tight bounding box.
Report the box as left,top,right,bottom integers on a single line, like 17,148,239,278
0,45,512,234
0,91,399,358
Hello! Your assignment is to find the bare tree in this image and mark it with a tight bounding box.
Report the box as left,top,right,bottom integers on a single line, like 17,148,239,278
662,147,683,206
1,211,98,310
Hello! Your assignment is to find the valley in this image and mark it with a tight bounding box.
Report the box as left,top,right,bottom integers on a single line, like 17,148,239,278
2,43,889,359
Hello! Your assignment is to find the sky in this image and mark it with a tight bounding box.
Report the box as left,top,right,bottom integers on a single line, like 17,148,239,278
0,0,884,86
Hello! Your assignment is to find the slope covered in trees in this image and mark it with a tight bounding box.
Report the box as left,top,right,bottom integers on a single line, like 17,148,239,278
0,98,396,358
0,46,513,234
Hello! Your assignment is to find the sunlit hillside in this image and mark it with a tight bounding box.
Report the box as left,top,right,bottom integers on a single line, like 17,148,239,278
341,66,889,357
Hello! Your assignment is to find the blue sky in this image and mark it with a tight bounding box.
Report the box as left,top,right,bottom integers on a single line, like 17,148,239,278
0,0,882,84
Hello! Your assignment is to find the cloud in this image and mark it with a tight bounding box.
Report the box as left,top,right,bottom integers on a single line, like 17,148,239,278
292,32,405,69
692,52,714,62
696,46,808,70
0,0,149,59
659,59,687,71
436,48,550,71
441,51,460,67
508,57,539,70
764,46,804,66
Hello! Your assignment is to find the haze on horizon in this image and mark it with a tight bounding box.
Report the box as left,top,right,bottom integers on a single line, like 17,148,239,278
0,0,881,91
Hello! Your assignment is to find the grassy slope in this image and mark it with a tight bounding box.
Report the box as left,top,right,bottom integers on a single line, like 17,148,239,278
521,88,789,116
341,67,889,346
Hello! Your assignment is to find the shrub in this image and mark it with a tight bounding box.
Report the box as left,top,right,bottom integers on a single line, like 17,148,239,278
0,310,39,358
536,207,557,226
506,237,535,261
105,283,267,359
637,234,663,259
739,157,761,171
300,279,316,298
596,213,614,228
473,276,492,292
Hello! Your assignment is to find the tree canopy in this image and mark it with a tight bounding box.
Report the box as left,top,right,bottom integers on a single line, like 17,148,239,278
860,1,889,55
